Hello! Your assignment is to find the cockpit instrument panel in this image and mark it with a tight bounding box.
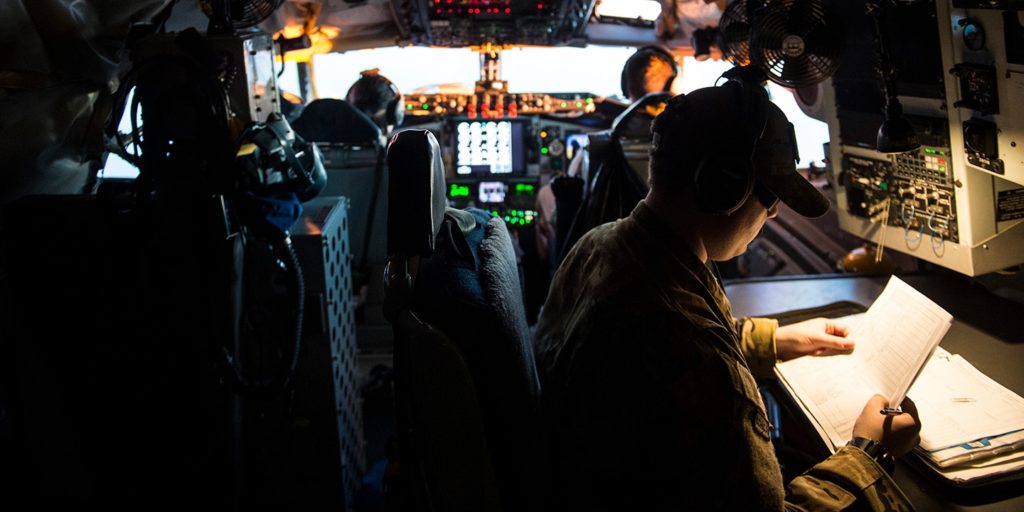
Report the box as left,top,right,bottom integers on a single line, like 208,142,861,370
402,103,599,230
403,92,598,118
827,0,1024,275
396,0,594,46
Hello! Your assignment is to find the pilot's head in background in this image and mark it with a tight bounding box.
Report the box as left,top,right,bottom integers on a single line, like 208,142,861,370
620,46,680,102
345,69,404,133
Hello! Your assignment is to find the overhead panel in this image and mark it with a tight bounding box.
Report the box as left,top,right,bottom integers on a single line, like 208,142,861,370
392,0,595,46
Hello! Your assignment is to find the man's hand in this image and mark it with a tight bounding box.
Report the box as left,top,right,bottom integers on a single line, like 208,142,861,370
852,395,922,458
775,317,854,361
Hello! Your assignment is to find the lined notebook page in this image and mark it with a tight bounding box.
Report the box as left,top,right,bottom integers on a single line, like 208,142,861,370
847,276,953,406
775,276,953,451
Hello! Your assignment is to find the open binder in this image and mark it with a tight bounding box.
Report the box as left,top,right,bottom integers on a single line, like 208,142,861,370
772,276,1024,487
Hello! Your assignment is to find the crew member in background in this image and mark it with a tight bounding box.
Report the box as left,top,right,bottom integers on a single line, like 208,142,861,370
345,68,404,134
535,46,679,270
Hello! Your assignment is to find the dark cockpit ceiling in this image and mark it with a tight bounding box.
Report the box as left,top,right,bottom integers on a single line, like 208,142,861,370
265,0,680,51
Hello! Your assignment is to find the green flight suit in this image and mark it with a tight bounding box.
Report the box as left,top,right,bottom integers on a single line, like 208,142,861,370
534,201,913,511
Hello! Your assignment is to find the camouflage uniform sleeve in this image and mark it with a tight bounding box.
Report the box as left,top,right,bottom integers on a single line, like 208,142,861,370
737,317,778,379
785,446,914,511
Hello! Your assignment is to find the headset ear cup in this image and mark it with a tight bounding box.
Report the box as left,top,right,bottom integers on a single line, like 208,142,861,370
388,94,404,128
692,153,756,215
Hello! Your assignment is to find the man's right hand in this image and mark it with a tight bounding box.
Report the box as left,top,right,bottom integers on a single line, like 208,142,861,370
852,394,922,458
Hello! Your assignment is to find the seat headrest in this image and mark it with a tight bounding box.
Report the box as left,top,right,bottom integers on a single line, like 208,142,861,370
611,91,671,139
291,98,382,144
387,130,448,257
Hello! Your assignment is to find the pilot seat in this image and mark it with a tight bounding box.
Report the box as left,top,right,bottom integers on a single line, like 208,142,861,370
553,92,670,265
383,130,545,511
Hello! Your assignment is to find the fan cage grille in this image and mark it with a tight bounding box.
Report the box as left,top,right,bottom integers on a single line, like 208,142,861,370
749,0,841,88
200,0,284,30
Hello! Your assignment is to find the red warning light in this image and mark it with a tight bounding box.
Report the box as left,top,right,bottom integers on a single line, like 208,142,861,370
505,7,511,13
537,3,544,9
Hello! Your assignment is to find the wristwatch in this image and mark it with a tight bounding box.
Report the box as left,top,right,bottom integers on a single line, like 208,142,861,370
848,437,895,474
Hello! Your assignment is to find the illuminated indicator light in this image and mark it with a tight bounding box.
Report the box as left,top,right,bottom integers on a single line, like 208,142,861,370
450,184,470,197
560,102,568,108
541,147,549,154
939,165,946,171
526,215,534,222
537,3,543,8
576,102,582,107
540,130,548,138
491,210,499,216
879,182,888,191
406,104,413,110
505,7,511,12
422,103,429,109
586,98,593,104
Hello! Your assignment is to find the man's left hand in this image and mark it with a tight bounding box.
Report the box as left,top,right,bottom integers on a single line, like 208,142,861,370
775,317,854,361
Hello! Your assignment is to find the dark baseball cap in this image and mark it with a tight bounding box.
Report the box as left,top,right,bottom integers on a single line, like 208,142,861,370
651,84,830,218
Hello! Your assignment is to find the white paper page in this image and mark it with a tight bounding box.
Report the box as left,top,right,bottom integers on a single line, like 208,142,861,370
844,276,953,405
775,276,953,451
923,429,1024,468
921,450,1024,485
911,349,1024,452
775,313,870,451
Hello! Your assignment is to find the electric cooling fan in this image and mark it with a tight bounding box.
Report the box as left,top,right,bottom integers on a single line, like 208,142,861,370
718,0,765,66
200,0,284,31
749,0,841,88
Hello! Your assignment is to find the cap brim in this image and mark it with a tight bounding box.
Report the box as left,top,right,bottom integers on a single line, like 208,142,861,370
761,172,830,218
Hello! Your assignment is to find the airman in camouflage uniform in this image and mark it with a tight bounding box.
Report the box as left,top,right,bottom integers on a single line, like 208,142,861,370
533,79,920,511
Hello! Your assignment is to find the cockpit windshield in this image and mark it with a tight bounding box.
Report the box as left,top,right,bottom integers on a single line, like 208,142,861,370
280,46,829,166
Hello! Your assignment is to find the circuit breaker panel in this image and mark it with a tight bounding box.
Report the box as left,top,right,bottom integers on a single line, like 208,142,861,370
825,1,1024,275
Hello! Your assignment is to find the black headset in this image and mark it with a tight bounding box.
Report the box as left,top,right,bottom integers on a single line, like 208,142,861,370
377,73,404,128
690,73,770,215
620,46,680,99
350,69,404,129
